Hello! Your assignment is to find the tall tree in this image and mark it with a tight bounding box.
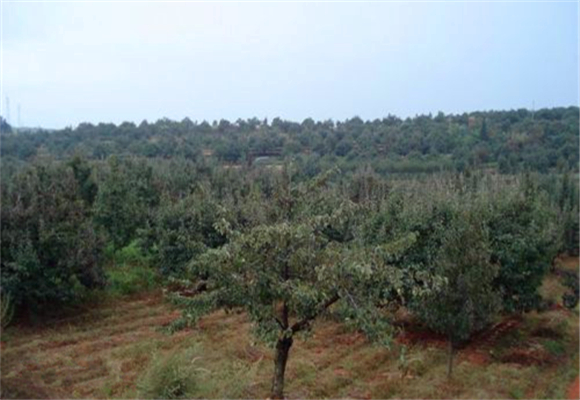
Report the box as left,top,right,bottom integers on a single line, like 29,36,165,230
480,117,489,141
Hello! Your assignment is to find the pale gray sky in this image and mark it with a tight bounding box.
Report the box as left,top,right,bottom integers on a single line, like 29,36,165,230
1,1,578,129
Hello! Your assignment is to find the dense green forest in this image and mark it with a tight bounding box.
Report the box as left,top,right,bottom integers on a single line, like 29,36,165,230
1,107,578,174
0,108,578,398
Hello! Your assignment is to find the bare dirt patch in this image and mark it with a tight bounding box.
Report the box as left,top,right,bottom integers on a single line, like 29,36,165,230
569,376,579,400
556,256,579,273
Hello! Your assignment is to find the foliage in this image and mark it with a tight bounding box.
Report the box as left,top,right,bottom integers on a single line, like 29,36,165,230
413,209,500,340
362,174,560,328
0,161,105,312
485,182,560,312
2,107,578,174
105,241,158,296
106,240,151,266
169,175,397,398
146,190,228,277
106,265,158,296
411,205,501,376
67,155,98,207
556,171,579,256
93,156,158,249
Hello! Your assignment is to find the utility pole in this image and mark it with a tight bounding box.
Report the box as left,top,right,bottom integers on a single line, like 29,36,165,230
5,96,10,125
17,103,21,128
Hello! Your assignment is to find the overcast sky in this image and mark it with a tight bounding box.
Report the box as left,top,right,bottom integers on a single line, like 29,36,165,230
1,1,578,129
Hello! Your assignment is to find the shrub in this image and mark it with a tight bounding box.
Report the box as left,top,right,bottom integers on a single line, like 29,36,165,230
111,240,151,266
105,241,158,296
106,265,158,296
138,347,205,399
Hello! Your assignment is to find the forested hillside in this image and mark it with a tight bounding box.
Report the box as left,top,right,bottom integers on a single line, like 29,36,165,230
1,107,578,174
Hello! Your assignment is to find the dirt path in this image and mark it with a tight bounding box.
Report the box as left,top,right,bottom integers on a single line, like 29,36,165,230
569,376,579,400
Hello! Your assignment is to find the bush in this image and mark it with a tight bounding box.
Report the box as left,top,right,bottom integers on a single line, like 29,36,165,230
138,347,205,399
106,265,158,296
105,241,158,296
109,240,151,266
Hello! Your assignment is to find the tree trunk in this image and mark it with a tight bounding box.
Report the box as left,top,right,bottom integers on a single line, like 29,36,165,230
271,336,293,399
447,338,454,378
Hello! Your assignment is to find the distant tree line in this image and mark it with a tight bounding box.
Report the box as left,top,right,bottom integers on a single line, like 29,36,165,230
1,107,578,174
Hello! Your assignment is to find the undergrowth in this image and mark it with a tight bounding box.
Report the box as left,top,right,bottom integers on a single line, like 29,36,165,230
137,346,206,399
105,241,160,296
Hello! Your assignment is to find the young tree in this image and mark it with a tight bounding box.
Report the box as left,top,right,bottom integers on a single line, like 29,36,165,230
480,117,489,141
170,202,397,398
486,185,559,312
412,210,500,377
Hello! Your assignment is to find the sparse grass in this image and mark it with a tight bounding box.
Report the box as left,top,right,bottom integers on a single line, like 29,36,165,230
1,259,578,399
556,256,579,274
543,339,566,357
137,346,205,399
540,274,567,306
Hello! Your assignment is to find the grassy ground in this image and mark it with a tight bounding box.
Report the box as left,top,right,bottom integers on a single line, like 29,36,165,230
1,257,578,399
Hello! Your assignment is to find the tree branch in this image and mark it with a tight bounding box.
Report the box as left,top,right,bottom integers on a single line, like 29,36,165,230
282,301,289,328
274,317,285,329
291,293,340,333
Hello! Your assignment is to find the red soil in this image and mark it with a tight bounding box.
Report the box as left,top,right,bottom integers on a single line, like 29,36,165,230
569,376,579,400
395,328,447,348
461,351,490,366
